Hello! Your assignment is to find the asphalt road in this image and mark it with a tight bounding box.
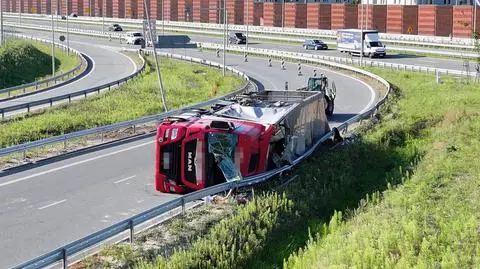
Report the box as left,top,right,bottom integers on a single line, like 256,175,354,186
4,16,466,73
0,29,137,110
0,29,375,268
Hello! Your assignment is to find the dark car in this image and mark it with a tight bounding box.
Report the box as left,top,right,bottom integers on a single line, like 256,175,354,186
228,32,247,44
303,39,328,50
108,24,123,31
61,15,67,20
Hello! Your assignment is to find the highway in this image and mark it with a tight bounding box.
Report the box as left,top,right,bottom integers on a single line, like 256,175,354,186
0,30,138,110
0,27,377,268
3,16,469,73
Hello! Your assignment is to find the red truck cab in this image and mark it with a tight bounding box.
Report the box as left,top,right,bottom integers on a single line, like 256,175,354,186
155,115,274,193
155,90,330,194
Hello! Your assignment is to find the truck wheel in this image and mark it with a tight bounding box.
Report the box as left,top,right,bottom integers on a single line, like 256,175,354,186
369,53,374,58
325,98,334,116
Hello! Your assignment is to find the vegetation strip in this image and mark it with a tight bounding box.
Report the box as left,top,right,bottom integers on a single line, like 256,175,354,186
0,39,79,94
0,55,243,148
282,70,480,268
72,69,480,269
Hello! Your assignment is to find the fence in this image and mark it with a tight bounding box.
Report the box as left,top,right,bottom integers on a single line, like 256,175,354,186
4,12,476,48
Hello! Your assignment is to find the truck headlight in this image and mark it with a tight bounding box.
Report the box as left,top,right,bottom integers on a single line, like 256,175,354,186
171,128,178,139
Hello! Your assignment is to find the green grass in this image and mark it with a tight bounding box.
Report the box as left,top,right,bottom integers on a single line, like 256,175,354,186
0,56,243,148
278,71,480,268
34,41,80,75
0,39,80,99
0,40,79,89
122,68,480,269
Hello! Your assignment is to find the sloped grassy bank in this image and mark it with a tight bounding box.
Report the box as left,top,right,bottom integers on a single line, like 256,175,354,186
123,70,479,269
282,71,480,268
0,56,243,148
0,39,78,89
72,69,479,269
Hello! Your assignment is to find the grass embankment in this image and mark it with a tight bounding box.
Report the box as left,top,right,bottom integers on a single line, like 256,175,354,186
282,71,480,268
0,56,243,148
0,40,78,89
109,69,479,269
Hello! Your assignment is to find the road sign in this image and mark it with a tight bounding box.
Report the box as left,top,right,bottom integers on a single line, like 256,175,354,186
59,35,65,42
407,25,413,34
143,20,157,46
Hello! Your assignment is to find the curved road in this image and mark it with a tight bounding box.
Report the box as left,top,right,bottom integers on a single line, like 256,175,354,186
0,29,376,268
0,32,137,109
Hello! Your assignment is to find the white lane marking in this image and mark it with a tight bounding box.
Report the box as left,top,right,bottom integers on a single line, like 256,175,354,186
304,63,376,114
0,140,155,189
113,175,136,184
38,199,67,210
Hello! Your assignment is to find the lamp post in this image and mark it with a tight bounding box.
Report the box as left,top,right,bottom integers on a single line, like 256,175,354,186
162,0,165,35
51,3,56,77
0,0,3,46
246,0,249,51
360,0,364,64
144,0,168,112
66,0,70,54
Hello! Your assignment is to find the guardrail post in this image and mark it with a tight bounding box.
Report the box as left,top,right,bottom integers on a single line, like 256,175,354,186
181,197,186,215
129,219,134,243
285,81,289,91
216,48,220,58
268,58,272,67
281,59,285,70
27,104,30,113
244,52,248,62
50,99,53,107
297,63,302,76
62,248,68,269
313,69,317,77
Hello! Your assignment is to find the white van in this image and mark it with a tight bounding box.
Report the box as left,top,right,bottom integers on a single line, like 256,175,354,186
337,29,386,58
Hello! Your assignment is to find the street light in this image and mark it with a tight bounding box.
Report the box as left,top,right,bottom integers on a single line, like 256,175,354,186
51,2,56,77
144,0,168,112
246,0,249,51
66,0,70,54
0,0,4,46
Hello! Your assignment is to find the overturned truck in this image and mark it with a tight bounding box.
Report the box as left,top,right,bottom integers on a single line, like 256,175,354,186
155,89,332,194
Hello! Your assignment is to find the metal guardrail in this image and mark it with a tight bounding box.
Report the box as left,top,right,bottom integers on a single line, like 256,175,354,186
7,19,479,59
0,34,86,98
12,41,392,269
198,42,478,78
5,12,476,48
0,50,252,157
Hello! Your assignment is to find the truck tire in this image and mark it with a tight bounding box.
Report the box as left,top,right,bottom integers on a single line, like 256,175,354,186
325,98,334,116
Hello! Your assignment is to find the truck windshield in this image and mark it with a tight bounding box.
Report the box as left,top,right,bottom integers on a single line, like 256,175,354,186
369,41,383,47
207,133,242,182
